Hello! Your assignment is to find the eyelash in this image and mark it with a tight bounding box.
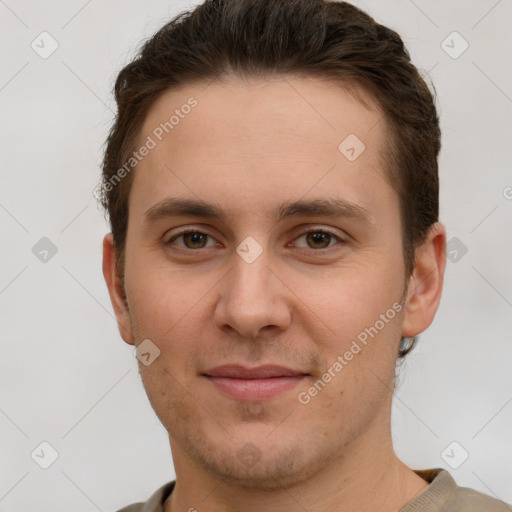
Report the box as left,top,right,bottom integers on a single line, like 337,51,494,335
165,228,347,253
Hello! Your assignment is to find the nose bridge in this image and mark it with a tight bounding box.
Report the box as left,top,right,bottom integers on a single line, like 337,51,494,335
215,240,290,337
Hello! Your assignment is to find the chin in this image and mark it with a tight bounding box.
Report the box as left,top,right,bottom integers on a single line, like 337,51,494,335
181,433,330,491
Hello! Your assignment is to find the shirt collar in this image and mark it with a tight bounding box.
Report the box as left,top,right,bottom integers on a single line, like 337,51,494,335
139,468,456,512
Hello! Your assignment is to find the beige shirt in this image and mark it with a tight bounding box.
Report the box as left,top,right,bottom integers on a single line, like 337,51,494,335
116,468,511,512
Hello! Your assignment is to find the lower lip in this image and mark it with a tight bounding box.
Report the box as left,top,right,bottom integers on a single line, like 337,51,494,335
204,375,307,401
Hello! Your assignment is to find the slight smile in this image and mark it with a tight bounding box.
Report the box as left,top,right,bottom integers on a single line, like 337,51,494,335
202,364,309,401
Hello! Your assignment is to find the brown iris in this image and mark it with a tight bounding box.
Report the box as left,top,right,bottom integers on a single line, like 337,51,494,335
182,232,208,249
305,232,331,249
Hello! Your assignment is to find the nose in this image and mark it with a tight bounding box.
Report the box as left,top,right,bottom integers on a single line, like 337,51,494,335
214,245,292,339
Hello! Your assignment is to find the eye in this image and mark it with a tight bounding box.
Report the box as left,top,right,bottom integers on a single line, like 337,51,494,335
165,228,346,252
292,229,346,250
166,230,218,250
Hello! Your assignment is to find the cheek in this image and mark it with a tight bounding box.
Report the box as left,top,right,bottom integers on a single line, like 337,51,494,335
293,259,401,339
291,261,404,405
126,264,222,389
125,258,209,338
139,363,204,434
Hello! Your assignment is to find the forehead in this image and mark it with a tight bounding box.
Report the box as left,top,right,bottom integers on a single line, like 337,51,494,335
139,75,384,150
130,75,395,225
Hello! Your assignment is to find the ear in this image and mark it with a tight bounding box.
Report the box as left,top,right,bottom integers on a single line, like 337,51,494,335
401,222,446,338
102,233,134,345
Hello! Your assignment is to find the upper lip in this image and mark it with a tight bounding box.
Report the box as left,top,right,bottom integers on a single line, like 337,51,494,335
203,364,307,379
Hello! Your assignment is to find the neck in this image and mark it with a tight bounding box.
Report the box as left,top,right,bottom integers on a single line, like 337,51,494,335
164,413,429,512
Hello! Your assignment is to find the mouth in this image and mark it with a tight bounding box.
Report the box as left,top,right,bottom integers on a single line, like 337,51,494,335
202,364,309,401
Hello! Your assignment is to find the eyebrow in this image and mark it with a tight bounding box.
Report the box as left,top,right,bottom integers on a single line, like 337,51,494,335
143,197,374,225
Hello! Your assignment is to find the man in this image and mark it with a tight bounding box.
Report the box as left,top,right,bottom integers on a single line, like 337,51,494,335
100,0,510,510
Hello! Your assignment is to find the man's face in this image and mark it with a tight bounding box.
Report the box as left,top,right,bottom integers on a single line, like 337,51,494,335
113,76,412,487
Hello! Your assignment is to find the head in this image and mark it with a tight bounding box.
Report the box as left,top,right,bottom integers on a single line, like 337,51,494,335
101,0,445,490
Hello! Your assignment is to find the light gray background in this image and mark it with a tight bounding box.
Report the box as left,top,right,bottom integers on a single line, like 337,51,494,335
1,0,511,510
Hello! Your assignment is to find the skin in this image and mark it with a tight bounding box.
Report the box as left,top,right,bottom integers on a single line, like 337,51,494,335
103,75,446,512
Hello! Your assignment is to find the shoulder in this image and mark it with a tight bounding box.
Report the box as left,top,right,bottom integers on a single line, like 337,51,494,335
411,468,511,512
113,480,176,512
445,484,511,511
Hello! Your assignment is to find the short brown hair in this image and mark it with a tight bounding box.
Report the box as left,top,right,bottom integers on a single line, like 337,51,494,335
99,0,440,359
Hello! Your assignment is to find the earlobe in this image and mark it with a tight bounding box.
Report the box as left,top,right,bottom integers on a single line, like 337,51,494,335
401,222,447,338
102,233,135,345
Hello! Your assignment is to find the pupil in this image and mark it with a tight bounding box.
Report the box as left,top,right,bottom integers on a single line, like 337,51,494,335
308,232,329,248
186,233,205,247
